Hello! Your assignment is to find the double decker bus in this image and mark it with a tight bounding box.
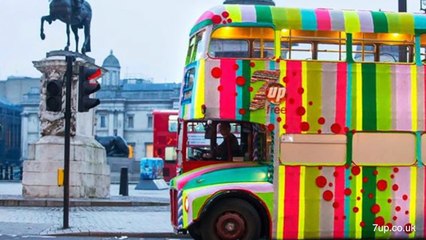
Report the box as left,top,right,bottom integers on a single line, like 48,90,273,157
170,3,426,240
152,110,178,182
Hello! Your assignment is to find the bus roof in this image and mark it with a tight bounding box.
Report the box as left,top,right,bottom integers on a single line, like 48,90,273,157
190,5,426,36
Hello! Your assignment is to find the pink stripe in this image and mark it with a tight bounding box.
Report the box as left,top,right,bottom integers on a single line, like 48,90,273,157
220,59,236,119
177,162,253,189
392,167,411,238
315,9,332,31
395,65,412,130
424,67,426,130
333,167,345,238
424,167,426,237
285,61,303,133
335,63,347,131
283,166,300,239
195,11,215,24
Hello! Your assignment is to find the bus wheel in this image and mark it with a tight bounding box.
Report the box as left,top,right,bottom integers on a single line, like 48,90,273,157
188,224,202,240
201,198,261,240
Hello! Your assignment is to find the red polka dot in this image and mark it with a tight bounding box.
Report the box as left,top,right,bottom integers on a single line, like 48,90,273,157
349,176,353,180
212,15,222,24
276,117,282,122
233,64,239,70
351,166,361,176
235,92,238,96
332,202,339,208
296,106,306,116
267,124,275,131
386,223,393,229
405,210,409,215
333,171,338,177
368,193,374,199
356,196,361,201
239,108,246,115
318,117,326,125
249,62,255,68
363,177,369,183
360,189,364,193
297,87,304,94
390,174,394,179
248,87,254,92
360,221,365,227
344,188,352,196
236,76,246,86
275,58,281,63
318,166,323,170
344,127,349,133
371,204,380,214
217,85,223,91
317,129,322,134
282,77,288,83
288,98,295,104
393,167,399,173
300,122,310,131
227,18,232,23
329,182,333,187
393,216,397,221
222,20,227,24
392,184,399,191
395,206,401,212
373,170,378,176
323,190,333,201
308,101,313,106
331,123,341,134
374,216,385,226
283,124,288,129
221,11,229,18
388,198,392,203
402,194,408,201
315,176,327,188
345,164,350,169
211,67,221,78
377,180,388,191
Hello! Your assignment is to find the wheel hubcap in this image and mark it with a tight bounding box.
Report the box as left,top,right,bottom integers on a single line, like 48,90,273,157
216,212,246,240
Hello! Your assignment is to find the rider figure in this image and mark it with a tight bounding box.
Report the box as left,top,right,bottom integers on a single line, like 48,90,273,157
72,0,84,23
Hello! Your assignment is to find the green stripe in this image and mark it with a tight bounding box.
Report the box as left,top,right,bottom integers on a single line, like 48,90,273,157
384,12,399,33
375,65,392,130
303,167,320,238
400,13,414,34
271,7,286,29
306,62,322,133
346,132,353,166
250,61,267,123
190,20,212,36
374,167,392,239
351,64,358,129
362,64,377,131
346,34,354,63
242,60,251,122
348,165,358,239
361,167,377,238
255,5,273,24
286,8,302,30
372,12,388,33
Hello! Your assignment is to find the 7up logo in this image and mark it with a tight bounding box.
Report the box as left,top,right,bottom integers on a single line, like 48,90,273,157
266,83,286,104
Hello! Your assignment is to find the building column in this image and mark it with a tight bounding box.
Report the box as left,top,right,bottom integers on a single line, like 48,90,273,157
108,112,114,136
117,111,124,137
20,112,29,160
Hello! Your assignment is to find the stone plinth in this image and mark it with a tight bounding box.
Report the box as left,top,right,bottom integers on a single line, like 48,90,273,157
22,52,110,198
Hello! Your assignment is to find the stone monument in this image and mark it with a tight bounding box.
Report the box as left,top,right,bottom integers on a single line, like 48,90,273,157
22,51,110,198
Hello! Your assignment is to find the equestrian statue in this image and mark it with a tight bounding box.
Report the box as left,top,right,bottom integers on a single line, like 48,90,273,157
40,0,92,54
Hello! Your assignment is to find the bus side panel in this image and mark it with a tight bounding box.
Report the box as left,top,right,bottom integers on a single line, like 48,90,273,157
274,165,425,239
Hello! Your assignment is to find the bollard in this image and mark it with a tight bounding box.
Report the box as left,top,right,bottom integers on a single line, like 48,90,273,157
119,167,129,196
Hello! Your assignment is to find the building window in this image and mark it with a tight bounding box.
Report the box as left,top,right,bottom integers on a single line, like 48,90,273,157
100,115,106,128
147,115,153,129
127,115,134,129
145,143,153,158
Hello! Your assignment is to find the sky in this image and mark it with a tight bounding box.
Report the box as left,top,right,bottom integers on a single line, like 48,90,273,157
0,0,423,83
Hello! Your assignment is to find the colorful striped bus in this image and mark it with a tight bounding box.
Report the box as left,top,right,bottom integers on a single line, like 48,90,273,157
170,3,426,239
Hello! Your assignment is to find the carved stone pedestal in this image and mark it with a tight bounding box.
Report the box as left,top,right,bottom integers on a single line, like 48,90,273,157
22,52,110,198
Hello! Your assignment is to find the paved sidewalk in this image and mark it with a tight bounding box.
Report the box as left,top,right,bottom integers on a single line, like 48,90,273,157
0,182,184,238
0,182,169,207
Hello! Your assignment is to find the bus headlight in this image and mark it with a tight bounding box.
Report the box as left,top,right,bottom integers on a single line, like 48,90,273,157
184,196,189,212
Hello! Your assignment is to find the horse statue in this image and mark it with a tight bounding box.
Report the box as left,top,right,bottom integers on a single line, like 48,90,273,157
40,0,92,54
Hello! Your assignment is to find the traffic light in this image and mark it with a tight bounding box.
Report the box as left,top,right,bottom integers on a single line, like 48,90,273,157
46,80,63,112
78,66,102,112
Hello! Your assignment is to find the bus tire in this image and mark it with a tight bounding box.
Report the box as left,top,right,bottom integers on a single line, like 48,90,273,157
201,198,261,240
188,224,202,240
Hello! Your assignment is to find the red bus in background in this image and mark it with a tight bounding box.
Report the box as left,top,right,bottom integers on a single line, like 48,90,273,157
152,110,178,182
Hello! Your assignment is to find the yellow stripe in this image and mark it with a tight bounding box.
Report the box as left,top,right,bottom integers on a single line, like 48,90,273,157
194,60,205,118
298,167,305,239
409,167,417,238
275,30,281,58
356,64,363,130
279,61,287,135
225,5,242,22
302,62,308,124
355,168,363,239
411,65,418,131
276,166,285,239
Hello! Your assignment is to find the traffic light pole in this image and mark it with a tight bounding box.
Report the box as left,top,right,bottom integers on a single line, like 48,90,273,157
63,56,74,229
